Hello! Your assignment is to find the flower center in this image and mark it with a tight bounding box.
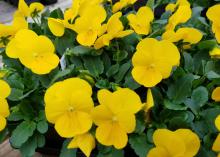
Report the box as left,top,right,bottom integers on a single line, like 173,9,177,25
68,106,74,112
147,64,155,70
112,116,118,122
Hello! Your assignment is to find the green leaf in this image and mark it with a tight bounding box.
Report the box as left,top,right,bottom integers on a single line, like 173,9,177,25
124,72,141,90
113,50,128,62
114,62,131,83
198,40,217,50
129,134,152,157
106,64,119,78
37,121,48,134
8,111,24,121
67,46,93,56
97,146,124,157
146,0,155,9
7,73,24,101
10,121,36,148
83,56,104,77
191,86,208,107
167,74,194,104
36,133,46,148
0,129,8,143
59,139,77,157
20,134,38,157
183,52,194,72
164,99,187,110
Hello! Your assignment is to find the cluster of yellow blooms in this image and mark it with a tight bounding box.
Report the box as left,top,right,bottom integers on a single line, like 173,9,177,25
1,0,220,156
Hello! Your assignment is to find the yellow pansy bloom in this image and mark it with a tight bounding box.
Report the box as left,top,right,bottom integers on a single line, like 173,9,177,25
44,78,94,138
127,6,154,35
212,87,220,101
210,47,220,59
132,38,180,87
94,12,133,49
0,14,28,48
147,129,200,157
112,0,137,13
162,27,203,45
73,5,107,46
213,115,220,152
166,5,192,31
6,29,59,75
16,0,44,17
207,5,220,43
91,88,143,149
165,0,190,12
68,133,95,157
0,80,11,131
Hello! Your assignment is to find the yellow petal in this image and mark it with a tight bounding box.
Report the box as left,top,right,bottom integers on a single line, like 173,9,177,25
215,115,220,131
48,18,65,37
117,113,136,133
64,8,77,22
77,30,98,46
176,27,203,44
98,24,107,37
68,133,95,157
116,30,134,38
212,134,220,152
207,4,220,23
91,104,113,126
175,129,200,156
166,5,192,31
0,98,10,117
153,129,186,156
0,80,11,98
147,147,170,157
210,47,220,59
107,12,123,35
162,30,182,43
96,122,128,149
145,89,154,112
132,67,163,87
29,2,44,15
213,23,220,43
6,29,38,58
98,88,142,115
112,2,123,13
212,87,220,102
0,116,7,132
18,0,30,17
55,111,93,137
70,91,94,113
165,3,176,12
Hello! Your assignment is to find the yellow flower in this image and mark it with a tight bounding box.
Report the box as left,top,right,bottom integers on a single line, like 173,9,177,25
127,6,154,35
166,5,192,31
44,78,94,138
212,87,220,101
0,15,28,48
68,133,95,157
6,29,59,75
0,80,11,131
162,27,203,45
207,5,220,43
132,38,180,87
210,47,220,59
94,12,133,49
144,89,154,112
213,115,220,152
91,88,143,149
165,0,190,12
147,129,200,157
16,0,44,17
72,5,106,46
112,0,137,13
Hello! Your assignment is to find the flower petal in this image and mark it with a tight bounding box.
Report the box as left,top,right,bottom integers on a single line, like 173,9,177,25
0,80,11,98
212,87,220,102
48,18,65,37
147,147,170,157
0,116,6,132
55,111,93,137
96,122,128,149
175,129,200,156
213,134,220,152
0,98,10,117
